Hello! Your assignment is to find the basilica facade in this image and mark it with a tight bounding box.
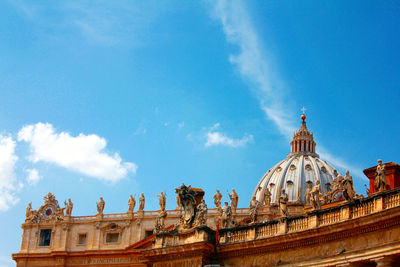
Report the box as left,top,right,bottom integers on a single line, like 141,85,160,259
13,115,400,266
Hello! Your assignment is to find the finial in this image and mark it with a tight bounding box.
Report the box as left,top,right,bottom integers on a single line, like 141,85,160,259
301,107,306,121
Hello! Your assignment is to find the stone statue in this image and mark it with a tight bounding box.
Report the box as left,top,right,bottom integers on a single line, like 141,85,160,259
343,170,356,201
279,189,289,217
228,189,239,213
304,182,312,205
193,200,208,227
157,192,166,211
26,202,32,219
153,210,167,234
332,173,344,191
263,188,271,206
97,197,105,215
213,190,222,208
128,195,136,212
138,193,145,211
175,183,198,229
249,196,259,223
221,201,233,228
176,194,182,210
310,181,321,209
64,198,73,216
375,159,387,192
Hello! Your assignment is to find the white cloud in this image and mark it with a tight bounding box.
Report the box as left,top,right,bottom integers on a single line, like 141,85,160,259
208,0,362,178
205,124,253,148
26,168,42,185
18,123,137,182
0,135,19,211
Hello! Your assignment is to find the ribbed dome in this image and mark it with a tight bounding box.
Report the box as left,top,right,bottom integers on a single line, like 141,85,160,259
252,114,341,204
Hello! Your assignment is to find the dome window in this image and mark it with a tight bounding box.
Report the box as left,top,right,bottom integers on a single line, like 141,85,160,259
290,164,296,171
269,183,275,189
286,181,294,188
305,164,312,171
333,170,338,176
321,167,327,173
276,167,282,173
325,183,331,191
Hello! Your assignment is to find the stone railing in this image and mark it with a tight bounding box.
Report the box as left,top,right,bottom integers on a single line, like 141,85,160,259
218,188,400,245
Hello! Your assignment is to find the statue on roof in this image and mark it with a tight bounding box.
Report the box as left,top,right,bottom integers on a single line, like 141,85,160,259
228,189,239,213
304,182,312,205
64,198,73,216
249,196,259,223
279,189,289,217
221,201,233,228
213,190,222,208
310,181,321,209
97,197,105,215
193,200,208,227
153,210,167,234
343,171,356,201
375,159,387,192
138,193,145,211
176,183,197,229
263,187,272,207
128,195,136,212
157,192,166,212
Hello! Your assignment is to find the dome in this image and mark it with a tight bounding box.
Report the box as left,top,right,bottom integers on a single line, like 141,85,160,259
252,113,341,204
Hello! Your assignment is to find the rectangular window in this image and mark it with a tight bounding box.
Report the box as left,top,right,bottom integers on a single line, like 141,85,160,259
39,229,52,246
78,234,87,245
106,233,119,243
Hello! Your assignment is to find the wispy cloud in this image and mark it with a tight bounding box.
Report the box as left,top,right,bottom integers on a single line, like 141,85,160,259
208,0,363,178
26,168,42,185
7,0,165,46
0,135,19,211
18,123,137,182
205,123,253,148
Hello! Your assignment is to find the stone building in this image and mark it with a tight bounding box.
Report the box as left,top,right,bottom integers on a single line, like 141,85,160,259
13,114,400,266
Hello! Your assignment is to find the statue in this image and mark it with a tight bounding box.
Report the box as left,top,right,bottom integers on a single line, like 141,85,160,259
138,193,145,211
26,202,32,219
153,210,167,234
332,173,344,191
249,196,259,223
263,188,271,206
176,194,182,210
97,197,105,215
213,190,222,208
193,200,208,227
175,183,199,229
310,181,321,209
375,159,386,192
228,189,239,213
304,182,312,205
279,189,289,217
128,195,136,212
343,171,356,200
64,198,73,216
221,201,233,228
157,192,166,211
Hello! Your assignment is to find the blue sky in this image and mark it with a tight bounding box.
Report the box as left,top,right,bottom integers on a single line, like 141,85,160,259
0,1,399,265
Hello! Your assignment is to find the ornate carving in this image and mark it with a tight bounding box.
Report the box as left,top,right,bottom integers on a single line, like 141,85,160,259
228,189,239,213
176,184,196,230
153,210,167,234
176,194,182,210
128,195,136,213
213,190,222,208
375,159,386,192
97,197,105,215
25,193,65,224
